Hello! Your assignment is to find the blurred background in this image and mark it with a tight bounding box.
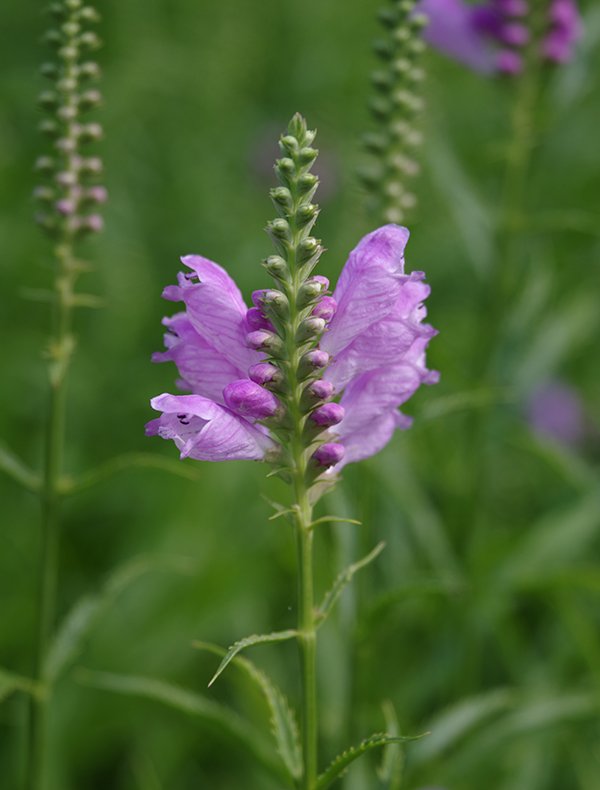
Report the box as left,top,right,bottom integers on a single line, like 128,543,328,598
1,1,600,788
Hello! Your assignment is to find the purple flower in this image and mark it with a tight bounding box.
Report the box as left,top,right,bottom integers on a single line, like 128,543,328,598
148,225,437,470
418,0,581,74
527,380,585,446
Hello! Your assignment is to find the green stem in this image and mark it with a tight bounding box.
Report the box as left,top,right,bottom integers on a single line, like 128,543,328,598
294,476,317,790
27,243,75,790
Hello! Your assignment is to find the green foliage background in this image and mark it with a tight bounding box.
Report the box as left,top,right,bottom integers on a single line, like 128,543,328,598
1,1,599,788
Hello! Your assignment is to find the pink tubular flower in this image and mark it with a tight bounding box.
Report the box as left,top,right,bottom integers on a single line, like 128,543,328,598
418,0,581,74
147,225,438,470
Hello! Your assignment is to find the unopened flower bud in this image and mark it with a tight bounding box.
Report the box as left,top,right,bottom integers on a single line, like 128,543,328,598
270,186,292,211
78,6,101,23
296,317,326,343
261,289,289,320
79,156,102,174
57,77,78,92
62,21,81,37
313,442,345,467
299,350,329,375
248,362,283,387
297,236,320,264
78,89,102,109
79,31,101,50
44,29,62,46
310,403,345,427
276,157,295,175
297,280,323,307
263,255,287,279
223,379,279,419
55,133,77,150
59,46,79,61
297,173,318,195
84,185,107,203
78,61,100,79
77,122,103,142
246,306,272,332
55,170,77,186
268,218,289,239
246,330,283,354
82,213,104,233
312,295,337,322
298,147,318,165
308,380,334,401
279,135,299,155
65,0,83,10
56,198,76,215
57,105,78,122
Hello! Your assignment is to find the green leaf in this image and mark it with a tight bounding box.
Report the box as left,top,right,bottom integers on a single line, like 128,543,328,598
59,452,204,494
377,701,404,790
207,630,297,688
315,542,386,626
45,555,193,683
410,688,513,766
0,440,40,492
76,669,289,785
0,666,38,703
194,641,302,781
309,516,362,529
316,733,422,790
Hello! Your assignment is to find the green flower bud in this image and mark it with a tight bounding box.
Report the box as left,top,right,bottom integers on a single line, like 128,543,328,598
279,135,299,156
62,21,81,37
57,76,78,92
78,31,101,50
39,118,59,137
297,173,318,196
296,316,326,343
59,45,79,61
297,280,323,308
270,186,293,212
40,62,59,79
298,147,318,166
263,255,288,280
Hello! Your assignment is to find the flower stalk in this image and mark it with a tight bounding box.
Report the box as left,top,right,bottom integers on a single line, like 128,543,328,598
29,2,104,787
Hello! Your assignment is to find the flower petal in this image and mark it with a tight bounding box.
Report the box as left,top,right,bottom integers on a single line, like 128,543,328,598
147,393,273,461
419,0,497,73
152,313,242,404
168,255,260,372
325,272,435,391
322,225,411,357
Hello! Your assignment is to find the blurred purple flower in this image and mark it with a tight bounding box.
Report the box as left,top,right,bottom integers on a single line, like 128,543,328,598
418,0,581,74
527,380,585,446
147,225,438,469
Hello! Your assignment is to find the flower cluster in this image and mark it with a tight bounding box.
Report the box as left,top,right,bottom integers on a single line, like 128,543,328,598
419,0,581,75
147,116,438,481
34,0,105,238
361,0,428,225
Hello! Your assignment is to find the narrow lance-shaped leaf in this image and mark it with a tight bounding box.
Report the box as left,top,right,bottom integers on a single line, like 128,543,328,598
207,630,297,688
315,542,385,627
316,733,424,790
195,640,302,781
76,669,289,786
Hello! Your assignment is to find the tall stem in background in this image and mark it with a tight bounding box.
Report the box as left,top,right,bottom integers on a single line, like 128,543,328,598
27,2,105,785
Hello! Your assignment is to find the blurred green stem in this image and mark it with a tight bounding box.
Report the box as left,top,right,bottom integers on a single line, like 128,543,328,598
28,241,76,790
295,482,317,790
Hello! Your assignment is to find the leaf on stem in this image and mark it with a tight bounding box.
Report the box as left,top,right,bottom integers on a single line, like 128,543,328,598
315,542,386,627
0,666,38,703
45,554,193,683
207,630,298,688
59,452,204,494
309,515,362,529
0,441,40,492
75,669,289,785
316,732,424,790
376,701,404,789
194,640,302,781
